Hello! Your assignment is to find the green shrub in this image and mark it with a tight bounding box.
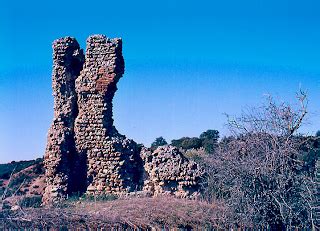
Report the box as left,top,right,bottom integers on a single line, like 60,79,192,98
66,192,118,203
151,137,168,151
80,193,118,201
171,137,202,150
19,196,42,208
200,130,219,154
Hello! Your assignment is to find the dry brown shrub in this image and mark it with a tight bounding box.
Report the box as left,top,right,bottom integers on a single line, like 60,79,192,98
201,92,318,229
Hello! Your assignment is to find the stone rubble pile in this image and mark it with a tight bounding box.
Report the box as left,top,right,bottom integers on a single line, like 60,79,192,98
141,145,203,198
43,35,203,204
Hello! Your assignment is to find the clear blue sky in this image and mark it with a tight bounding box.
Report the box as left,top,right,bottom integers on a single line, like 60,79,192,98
1,0,320,163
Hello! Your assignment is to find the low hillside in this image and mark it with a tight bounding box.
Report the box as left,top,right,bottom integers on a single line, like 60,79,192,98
0,158,42,179
0,158,45,208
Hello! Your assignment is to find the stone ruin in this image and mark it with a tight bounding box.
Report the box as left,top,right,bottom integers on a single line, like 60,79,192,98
43,35,203,204
141,145,203,198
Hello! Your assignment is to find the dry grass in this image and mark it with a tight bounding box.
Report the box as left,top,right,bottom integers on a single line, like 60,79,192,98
0,196,227,229
75,196,227,228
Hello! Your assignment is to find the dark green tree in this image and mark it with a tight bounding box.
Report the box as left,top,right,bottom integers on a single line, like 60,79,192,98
151,137,168,151
199,129,219,154
199,129,219,140
171,137,202,150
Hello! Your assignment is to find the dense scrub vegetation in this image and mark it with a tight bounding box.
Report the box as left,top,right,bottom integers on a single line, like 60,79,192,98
150,92,319,229
195,93,318,229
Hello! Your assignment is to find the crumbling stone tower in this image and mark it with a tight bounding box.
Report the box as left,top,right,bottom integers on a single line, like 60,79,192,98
74,35,142,195
43,37,84,204
43,34,203,204
43,35,142,204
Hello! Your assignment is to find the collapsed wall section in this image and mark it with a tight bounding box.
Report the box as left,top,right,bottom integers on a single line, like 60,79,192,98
141,145,204,198
43,37,84,204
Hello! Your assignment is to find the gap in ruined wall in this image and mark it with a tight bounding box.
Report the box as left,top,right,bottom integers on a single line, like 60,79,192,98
67,43,87,196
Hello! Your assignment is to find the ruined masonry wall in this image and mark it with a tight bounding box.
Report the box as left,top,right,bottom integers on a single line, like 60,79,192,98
141,145,203,198
43,35,202,204
43,37,84,204
74,35,142,195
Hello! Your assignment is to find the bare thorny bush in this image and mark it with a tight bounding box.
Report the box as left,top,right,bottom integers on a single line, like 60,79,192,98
201,91,318,229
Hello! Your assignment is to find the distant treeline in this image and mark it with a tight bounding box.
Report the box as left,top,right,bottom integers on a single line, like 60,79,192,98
151,129,219,153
